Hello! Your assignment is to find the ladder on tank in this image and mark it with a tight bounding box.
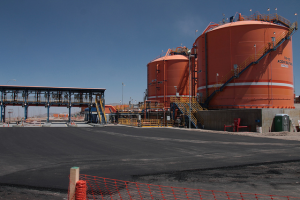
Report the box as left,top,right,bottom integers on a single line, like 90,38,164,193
170,96,205,128
95,97,106,124
203,21,298,107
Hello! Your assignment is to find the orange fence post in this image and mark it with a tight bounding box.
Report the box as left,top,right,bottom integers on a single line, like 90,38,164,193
69,167,80,200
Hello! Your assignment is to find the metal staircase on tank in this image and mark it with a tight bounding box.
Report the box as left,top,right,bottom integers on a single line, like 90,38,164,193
204,21,298,107
95,98,106,124
171,96,205,128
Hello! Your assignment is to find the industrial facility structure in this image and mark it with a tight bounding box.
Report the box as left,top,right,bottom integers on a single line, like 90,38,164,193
0,85,106,123
143,12,298,131
1,12,298,132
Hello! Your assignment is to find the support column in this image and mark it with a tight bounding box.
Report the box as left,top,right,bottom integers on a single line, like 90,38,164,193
47,105,50,123
2,105,5,123
89,93,92,123
24,105,28,120
24,90,28,120
47,90,50,123
69,106,71,123
0,104,2,123
0,90,3,122
88,105,91,123
68,91,72,123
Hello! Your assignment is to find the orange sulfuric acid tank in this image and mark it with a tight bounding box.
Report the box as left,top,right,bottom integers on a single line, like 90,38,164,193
196,17,296,109
147,47,196,107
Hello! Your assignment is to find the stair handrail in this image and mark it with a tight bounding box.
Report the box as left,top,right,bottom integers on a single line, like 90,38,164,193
99,98,107,123
95,99,102,124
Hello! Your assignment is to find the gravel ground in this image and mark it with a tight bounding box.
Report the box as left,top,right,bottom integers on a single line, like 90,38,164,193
133,160,300,197
0,186,67,200
1,129,299,199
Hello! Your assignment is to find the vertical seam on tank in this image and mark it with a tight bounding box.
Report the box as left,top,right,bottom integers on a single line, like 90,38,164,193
163,60,166,108
230,24,235,105
147,64,149,101
205,32,208,99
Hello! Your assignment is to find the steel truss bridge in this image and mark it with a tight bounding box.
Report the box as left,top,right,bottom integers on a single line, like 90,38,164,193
0,85,105,123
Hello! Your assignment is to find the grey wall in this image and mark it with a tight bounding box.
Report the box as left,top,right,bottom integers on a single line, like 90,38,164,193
199,109,261,132
262,108,300,132
199,108,300,132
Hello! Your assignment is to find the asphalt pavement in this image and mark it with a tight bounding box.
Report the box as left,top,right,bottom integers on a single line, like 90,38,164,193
0,126,299,191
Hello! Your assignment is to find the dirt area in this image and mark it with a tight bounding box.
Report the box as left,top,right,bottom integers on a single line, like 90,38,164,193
133,160,300,198
129,130,300,198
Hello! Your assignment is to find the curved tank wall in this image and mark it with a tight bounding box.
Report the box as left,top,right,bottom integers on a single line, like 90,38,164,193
147,55,193,107
196,21,294,109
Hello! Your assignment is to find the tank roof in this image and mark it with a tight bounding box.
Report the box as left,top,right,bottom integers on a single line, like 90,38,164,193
210,21,287,32
149,54,188,63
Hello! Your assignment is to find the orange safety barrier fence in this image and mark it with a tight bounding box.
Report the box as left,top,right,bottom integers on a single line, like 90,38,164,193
68,174,300,200
75,180,87,200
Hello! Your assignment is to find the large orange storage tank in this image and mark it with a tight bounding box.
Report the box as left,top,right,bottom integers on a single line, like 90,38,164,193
196,20,294,109
147,54,192,107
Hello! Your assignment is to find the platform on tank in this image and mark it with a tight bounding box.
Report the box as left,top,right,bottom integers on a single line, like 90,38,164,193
198,107,300,133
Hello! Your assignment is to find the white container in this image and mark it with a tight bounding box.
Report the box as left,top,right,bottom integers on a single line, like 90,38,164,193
256,126,262,133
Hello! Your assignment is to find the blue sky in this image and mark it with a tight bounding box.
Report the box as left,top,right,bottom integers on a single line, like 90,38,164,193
0,0,299,116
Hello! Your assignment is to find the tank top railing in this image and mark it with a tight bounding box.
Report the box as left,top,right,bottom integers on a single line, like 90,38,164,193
203,13,292,34
242,13,291,28
204,21,297,107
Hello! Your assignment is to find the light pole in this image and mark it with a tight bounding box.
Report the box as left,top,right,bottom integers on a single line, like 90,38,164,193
250,9,252,15
122,83,125,105
174,86,177,97
275,8,277,14
295,13,298,22
195,30,198,40
6,79,16,85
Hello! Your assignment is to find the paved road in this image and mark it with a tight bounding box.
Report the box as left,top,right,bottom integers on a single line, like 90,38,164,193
0,126,299,190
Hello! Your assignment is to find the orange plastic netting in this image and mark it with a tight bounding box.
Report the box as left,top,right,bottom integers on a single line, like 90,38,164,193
67,174,300,200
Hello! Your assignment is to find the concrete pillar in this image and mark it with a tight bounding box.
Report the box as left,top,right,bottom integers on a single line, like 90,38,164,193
68,167,79,200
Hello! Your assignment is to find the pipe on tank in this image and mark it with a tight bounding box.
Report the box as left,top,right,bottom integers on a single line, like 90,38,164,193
205,32,208,100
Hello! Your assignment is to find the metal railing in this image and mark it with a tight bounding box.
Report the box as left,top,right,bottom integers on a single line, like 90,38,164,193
170,96,204,128
118,118,173,127
203,13,293,35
